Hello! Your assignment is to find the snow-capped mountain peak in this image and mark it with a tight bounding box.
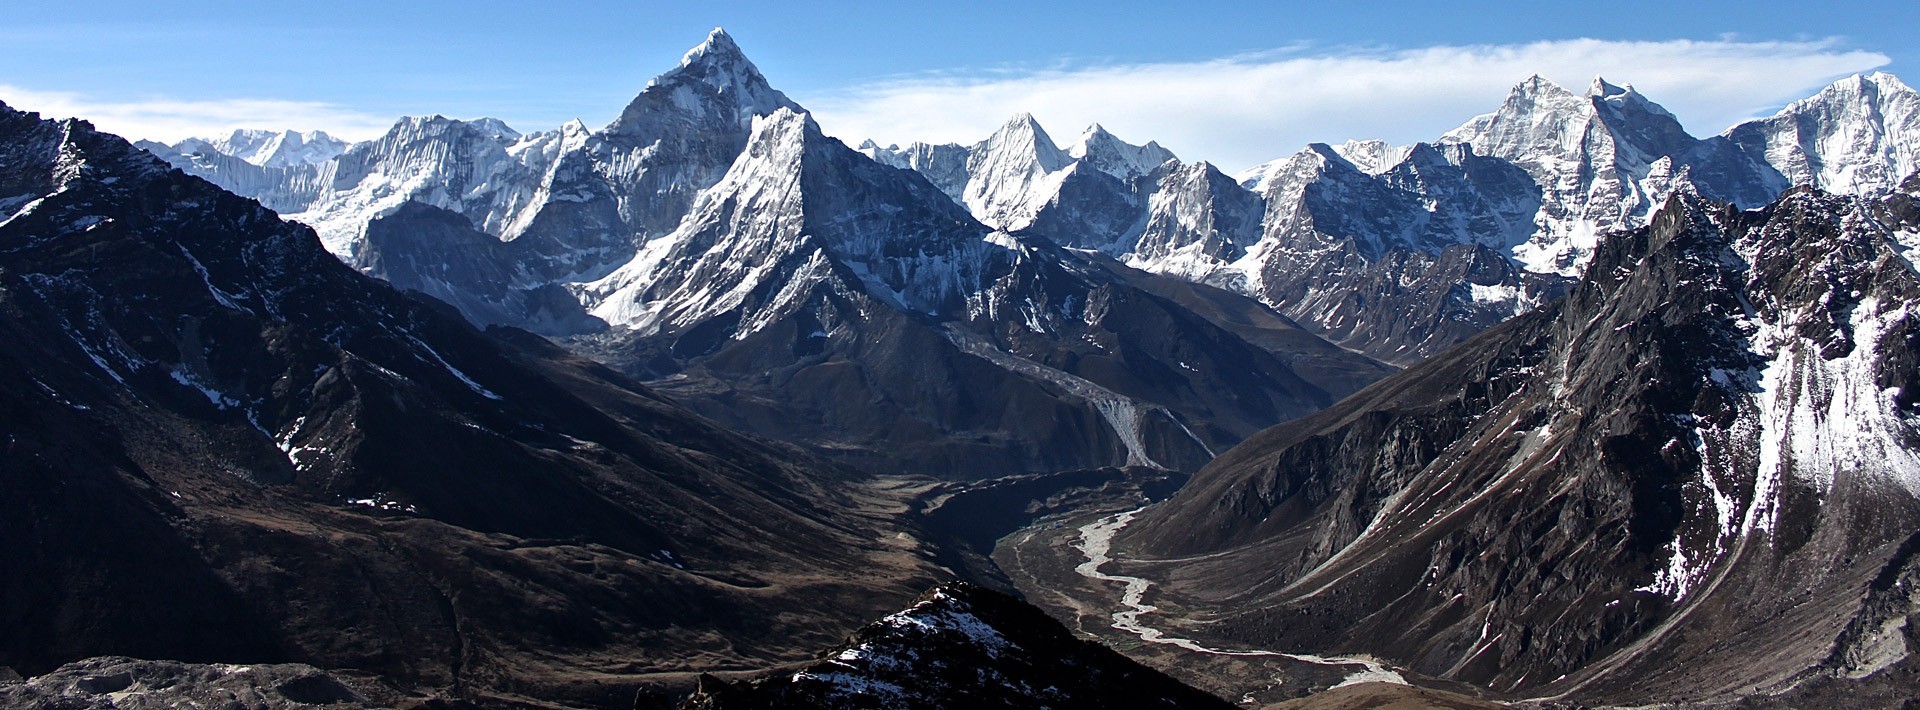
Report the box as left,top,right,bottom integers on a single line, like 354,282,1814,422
1331,138,1413,175
680,26,743,67
463,117,521,142
961,113,1074,230
1441,74,1584,146
1586,76,1628,98
1068,122,1176,181
984,112,1068,164
196,128,348,168
577,104,1001,336
617,26,798,134
1722,71,1920,196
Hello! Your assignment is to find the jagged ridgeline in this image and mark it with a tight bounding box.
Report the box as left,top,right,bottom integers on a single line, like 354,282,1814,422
146,28,1391,478
870,73,1919,365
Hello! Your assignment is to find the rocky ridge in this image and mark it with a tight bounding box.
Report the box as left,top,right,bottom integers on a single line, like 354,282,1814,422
678,583,1231,710
1116,177,1920,705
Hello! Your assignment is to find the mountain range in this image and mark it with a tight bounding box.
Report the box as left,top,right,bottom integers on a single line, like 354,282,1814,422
147,33,1920,379
10,24,1920,710
869,72,1920,364
146,29,1390,478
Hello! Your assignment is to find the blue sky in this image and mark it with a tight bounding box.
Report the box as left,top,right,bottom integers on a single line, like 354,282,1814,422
3,1,1913,170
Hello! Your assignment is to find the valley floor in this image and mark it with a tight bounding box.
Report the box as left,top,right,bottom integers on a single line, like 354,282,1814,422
994,501,1502,708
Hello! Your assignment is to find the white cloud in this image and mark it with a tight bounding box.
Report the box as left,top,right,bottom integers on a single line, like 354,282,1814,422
802,38,1891,173
0,85,395,143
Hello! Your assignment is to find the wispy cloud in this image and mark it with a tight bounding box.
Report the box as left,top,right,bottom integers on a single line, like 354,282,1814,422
803,38,1891,172
0,85,395,143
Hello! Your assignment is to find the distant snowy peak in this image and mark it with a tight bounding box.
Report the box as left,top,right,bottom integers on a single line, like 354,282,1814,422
201,128,349,168
978,113,1072,172
1431,73,1702,274
1724,71,1920,196
961,113,1074,230
578,107,998,335
290,114,553,257
1331,139,1413,175
1067,123,1176,181
1444,74,1601,158
379,115,520,145
859,139,972,203
1442,73,1686,160
462,117,522,143
1129,159,1261,277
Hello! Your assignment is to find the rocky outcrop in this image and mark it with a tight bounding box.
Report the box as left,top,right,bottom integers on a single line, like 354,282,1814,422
678,583,1231,709
0,657,372,709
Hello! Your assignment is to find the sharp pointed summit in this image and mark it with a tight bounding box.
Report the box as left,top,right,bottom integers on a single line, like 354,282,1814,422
1068,122,1175,181
617,28,796,132
961,113,1072,229
1587,75,1627,98
682,26,742,64
1516,73,1573,97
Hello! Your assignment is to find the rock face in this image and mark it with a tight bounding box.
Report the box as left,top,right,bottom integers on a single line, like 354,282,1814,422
1720,72,1920,198
1119,179,1920,705
0,657,371,709
0,102,943,706
679,583,1231,710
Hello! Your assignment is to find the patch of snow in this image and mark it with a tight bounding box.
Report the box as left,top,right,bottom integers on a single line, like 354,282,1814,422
405,335,503,401
168,367,240,410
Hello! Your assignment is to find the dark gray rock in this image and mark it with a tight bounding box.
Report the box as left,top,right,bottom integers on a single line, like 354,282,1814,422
678,583,1231,710
0,657,371,709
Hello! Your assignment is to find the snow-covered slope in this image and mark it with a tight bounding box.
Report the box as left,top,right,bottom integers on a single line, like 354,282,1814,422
866,116,1172,253
859,73,1920,363
0,99,951,704
124,29,1383,477
958,113,1075,232
575,108,1001,337
150,60,1920,369
1069,123,1176,181
1438,76,1699,274
287,114,577,258
1722,72,1920,198
201,128,349,168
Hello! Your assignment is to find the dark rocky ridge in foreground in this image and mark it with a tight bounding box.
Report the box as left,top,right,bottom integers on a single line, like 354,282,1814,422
0,102,945,707
0,657,373,709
